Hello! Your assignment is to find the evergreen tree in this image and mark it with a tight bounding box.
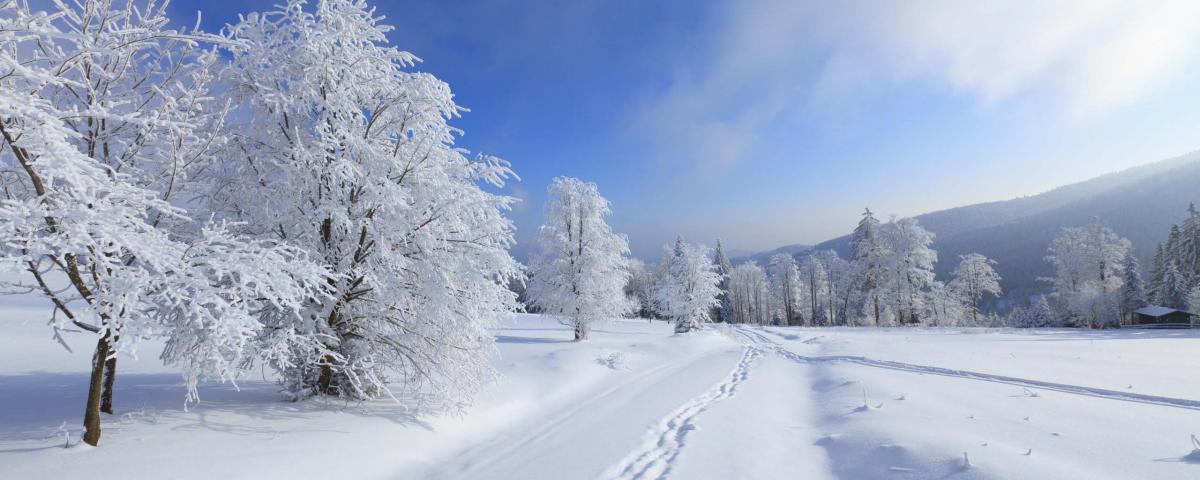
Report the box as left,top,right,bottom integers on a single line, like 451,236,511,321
1149,243,1166,304
1118,252,1146,323
713,240,735,323
1030,295,1057,327
1159,262,1187,309
1179,203,1200,287
850,208,886,325
655,239,722,333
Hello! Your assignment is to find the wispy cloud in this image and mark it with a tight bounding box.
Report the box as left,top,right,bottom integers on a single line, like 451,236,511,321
635,0,1200,171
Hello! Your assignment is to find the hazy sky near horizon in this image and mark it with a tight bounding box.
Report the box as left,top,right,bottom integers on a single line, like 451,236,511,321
171,0,1200,259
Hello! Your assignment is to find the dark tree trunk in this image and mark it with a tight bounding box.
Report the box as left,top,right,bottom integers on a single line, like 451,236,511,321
317,355,333,395
100,354,117,414
574,322,588,341
83,333,112,446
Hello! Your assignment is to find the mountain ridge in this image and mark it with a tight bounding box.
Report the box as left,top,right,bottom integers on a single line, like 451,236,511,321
741,151,1200,306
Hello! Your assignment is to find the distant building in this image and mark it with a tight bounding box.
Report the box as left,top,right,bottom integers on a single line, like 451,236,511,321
1132,306,1197,327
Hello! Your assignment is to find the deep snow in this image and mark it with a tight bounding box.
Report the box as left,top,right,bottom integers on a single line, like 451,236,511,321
2,312,1199,479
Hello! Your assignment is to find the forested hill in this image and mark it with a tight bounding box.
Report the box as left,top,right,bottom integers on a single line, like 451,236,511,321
732,243,811,267
783,151,1200,306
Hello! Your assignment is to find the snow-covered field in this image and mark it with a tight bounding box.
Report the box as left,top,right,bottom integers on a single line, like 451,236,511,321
3,313,1199,479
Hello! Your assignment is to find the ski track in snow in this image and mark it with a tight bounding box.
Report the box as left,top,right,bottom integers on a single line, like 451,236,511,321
743,326,1200,411
427,348,723,479
601,343,763,480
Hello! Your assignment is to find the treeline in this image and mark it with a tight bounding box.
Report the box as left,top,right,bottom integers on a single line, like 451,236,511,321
623,210,1003,328
617,207,1171,330
1147,205,1200,311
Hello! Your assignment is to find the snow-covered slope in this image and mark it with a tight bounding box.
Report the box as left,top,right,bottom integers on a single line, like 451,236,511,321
2,313,1198,479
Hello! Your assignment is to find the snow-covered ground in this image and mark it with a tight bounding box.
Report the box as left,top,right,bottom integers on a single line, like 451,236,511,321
3,312,1199,479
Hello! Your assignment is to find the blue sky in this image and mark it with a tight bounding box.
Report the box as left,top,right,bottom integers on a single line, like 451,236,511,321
171,0,1200,260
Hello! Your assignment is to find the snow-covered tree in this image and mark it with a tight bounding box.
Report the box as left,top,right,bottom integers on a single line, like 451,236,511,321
1149,243,1167,304
1173,204,1200,287
728,262,771,324
850,208,887,325
880,217,937,325
213,0,521,402
767,253,802,325
624,259,657,319
813,250,851,325
1186,286,1200,317
1030,295,1058,327
1043,222,1130,328
1158,262,1187,310
801,254,828,325
0,0,325,446
950,254,1002,325
655,240,722,333
713,240,734,323
926,280,966,326
527,177,633,340
1118,252,1145,324
1150,205,1200,305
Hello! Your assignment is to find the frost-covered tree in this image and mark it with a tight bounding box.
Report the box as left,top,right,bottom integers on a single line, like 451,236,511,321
880,217,937,325
801,254,828,325
625,259,658,319
813,250,851,326
950,254,1002,325
767,253,801,325
1186,286,1200,318
1118,252,1145,324
850,208,887,325
1149,205,1200,305
1158,262,1187,310
1043,223,1130,328
1030,295,1058,327
0,0,324,445
213,0,521,401
926,281,966,326
729,262,771,324
527,177,633,340
1149,243,1167,304
1009,295,1058,327
713,240,734,323
655,240,721,333
1172,204,1200,287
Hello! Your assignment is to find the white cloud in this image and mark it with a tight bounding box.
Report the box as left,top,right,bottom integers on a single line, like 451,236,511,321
813,0,1200,113
636,0,1200,169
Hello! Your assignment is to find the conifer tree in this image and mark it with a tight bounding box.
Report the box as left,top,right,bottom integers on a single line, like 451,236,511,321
713,240,735,323
1118,252,1146,323
850,208,886,325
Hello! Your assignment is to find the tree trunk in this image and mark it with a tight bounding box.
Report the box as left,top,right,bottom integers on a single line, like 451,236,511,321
100,354,117,414
574,321,588,341
83,333,112,446
317,354,334,395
